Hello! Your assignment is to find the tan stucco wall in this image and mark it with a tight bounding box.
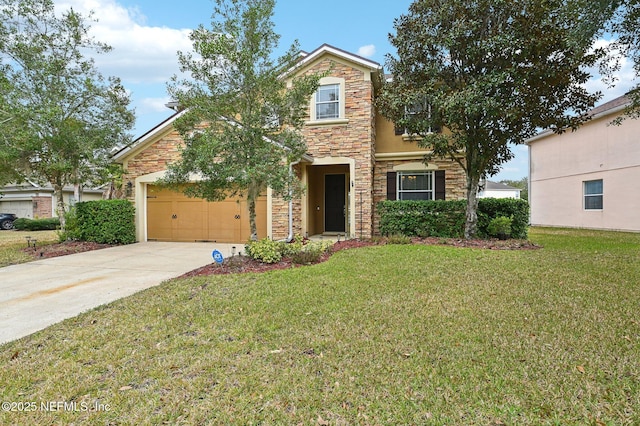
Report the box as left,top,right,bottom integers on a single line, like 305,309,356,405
529,112,640,232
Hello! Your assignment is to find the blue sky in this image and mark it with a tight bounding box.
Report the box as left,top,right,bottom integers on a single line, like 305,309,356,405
55,0,636,182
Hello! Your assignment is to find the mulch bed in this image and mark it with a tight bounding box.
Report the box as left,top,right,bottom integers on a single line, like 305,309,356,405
21,237,539,276
180,237,540,278
22,241,115,259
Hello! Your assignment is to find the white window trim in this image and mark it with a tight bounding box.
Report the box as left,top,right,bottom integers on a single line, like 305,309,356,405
307,77,348,126
583,179,603,211
397,171,435,201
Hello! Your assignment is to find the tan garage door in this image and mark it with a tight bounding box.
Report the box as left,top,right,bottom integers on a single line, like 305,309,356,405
146,185,267,242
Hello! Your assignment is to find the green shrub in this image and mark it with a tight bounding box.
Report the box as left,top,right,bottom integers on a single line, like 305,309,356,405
292,248,322,265
487,216,513,238
246,237,334,264
378,198,529,239
378,200,466,238
278,235,305,257
291,240,333,265
74,200,135,244
386,234,412,245
477,198,529,239
12,217,60,231
58,207,81,242
245,238,282,264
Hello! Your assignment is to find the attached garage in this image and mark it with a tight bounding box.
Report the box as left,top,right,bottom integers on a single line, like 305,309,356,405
146,185,267,243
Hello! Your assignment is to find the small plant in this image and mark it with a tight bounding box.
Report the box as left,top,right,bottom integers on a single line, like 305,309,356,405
386,234,412,245
58,207,81,242
246,237,333,265
291,240,333,265
245,238,282,264
278,234,306,257
487,216,513,239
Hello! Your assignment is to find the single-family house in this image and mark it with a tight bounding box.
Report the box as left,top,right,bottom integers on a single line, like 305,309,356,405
527,95,640,232
0,182,104,219
113,44,467,243
477,180,521,199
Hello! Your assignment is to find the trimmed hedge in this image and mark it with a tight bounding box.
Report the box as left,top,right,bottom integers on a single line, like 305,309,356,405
13,217,61,231
378,198,529,239
477,198,529,239
72,199,136,244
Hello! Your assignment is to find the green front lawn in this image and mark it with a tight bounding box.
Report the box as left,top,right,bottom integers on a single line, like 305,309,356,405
1,228,638,425
0,230,58,267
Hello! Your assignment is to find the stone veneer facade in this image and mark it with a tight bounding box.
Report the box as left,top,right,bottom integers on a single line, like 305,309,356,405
116,45,468,242
271,57,377,240
121,128,184,201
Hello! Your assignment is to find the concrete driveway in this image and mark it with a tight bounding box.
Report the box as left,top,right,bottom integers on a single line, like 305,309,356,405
0,242,240,344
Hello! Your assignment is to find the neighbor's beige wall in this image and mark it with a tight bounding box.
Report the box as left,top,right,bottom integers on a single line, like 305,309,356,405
529,113,640,232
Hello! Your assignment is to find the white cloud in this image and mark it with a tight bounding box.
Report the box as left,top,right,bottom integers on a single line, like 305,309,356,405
54,0,193,84
139,96,173,114
584,38,638,103
357,44,376,58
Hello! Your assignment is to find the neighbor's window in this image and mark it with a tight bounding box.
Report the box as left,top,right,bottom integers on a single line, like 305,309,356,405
584,179,603,210
397,171,434,200
315,84,340,120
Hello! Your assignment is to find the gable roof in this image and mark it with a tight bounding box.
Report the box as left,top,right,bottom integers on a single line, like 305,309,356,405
527,95,632,144
485,180,519,191
115,44,381,164
297,44,382,71
112,109,186,163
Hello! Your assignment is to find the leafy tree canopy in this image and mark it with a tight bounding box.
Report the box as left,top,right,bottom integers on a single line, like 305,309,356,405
379,0,608,238
609,0,640,118
164,0,321,239
0,0,135,225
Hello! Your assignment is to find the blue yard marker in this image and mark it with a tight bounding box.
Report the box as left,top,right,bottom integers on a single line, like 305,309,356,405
212,249,224,264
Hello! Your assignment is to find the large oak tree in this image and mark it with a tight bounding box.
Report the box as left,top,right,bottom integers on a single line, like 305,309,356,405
0,0,134,227
378,0,609,238
164,0,321,240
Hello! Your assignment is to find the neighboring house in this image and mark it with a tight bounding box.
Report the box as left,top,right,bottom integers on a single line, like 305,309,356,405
113,44,467,243
0,182,104,219
528,95,640,232
478,180,521,199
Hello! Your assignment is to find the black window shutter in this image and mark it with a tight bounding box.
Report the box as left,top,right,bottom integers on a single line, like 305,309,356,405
387,172,397,200
435,170,445,200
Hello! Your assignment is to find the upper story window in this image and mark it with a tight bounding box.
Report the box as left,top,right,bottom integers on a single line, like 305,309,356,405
395,99,441,136
307,77,348,126
315,84,340,120
584,179,603,210
398,171,434,200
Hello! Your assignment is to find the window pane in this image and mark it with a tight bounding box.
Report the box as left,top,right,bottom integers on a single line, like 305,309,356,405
400,173,431,190
584,179,603,195
317,85,339,102
397,171,434,200
400,192,433,201
585,195,603,210
315,84,340,120
316,103,338,119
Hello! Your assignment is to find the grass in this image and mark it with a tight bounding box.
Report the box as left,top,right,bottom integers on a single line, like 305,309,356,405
0,230,58,267
0,227,639,425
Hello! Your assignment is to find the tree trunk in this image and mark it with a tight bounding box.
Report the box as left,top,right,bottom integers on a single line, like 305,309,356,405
464,173,481,239
54,184,67,230
74,183,82,203
247,182,259,241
